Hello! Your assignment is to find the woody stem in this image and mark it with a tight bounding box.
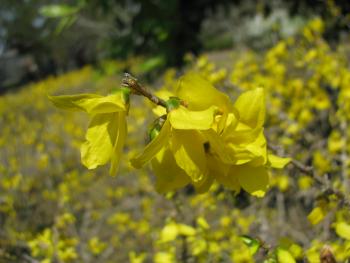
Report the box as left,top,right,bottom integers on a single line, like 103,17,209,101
122,73,167,108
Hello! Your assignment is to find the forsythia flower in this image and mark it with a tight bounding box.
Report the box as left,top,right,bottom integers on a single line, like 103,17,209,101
132,73,290,196
131,100,218,193
49,89,129,175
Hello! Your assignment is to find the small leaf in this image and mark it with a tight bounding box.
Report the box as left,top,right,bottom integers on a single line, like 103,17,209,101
40,4,80,18
137,56,165,74
240,235,261,255
55,16,77,35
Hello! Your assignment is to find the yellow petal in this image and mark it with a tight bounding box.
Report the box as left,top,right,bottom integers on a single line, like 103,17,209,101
151,147,190,193
169,106,217,130
307,205,327,225
202,129,236,164
81,113,118,169
208,156,240,193
85,94,126,114
170,129,207,183
245,131,267,165
277,248,296,263
177,72,231,112
153,106,167,117
268,154,291,169
234,88,265,128
207,155,230,177
109,112,127,176
227,144,256,165
224,129,267,165
131,120,170,168
49,93,126,114
194,173,214,193
235,164,269,197
152,90,174,116
177,224,196,236
335,222,350,240
223,123,262,145
159,222,179,243
217,110,239,135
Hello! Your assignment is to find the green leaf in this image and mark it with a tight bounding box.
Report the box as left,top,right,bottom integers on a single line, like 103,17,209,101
55,16,77,35
165,97,181,112
137,56,165,74
240,235,261,255
40,4,80,18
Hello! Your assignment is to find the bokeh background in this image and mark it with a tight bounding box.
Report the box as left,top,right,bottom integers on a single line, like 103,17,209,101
1,0,350,262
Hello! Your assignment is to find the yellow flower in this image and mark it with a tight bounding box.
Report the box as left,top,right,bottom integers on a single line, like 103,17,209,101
205,87,290,197
131,103,218,193
49,90,129,175
132,73,290,195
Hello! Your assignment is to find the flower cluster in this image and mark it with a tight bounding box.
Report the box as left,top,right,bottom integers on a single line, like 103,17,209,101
50,72,290,196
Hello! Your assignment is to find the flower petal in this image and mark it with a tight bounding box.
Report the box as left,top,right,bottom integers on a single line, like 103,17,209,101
81,113,118,169
234,88,265,128
130,120,170,168
223,123,262,145
170,129,207,183
202,129,236,164
177,72,231,112
207,155,240,193
193,173,214,193
49,93,126,114
169,106,217,130
245,131,267,165
151,147,190,193
109,112,127,176
267,154,291,169
235,164,269,197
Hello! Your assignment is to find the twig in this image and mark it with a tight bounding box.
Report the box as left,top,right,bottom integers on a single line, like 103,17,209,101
290,159,350,208
290,159,314,176
122,73,167,108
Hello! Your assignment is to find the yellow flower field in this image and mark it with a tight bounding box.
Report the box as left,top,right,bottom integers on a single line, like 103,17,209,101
1,18,350,262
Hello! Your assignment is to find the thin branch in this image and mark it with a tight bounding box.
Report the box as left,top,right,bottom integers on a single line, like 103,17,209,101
290,159,350,208
122,73,167,108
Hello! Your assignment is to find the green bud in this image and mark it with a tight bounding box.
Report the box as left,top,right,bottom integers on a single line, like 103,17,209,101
148,115,166,141
240,235,261,255
165,97,182,112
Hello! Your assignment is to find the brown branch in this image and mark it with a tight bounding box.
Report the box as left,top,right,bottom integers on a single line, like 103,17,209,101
290,159,350,208
122,73,167,108
269,144,350,206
